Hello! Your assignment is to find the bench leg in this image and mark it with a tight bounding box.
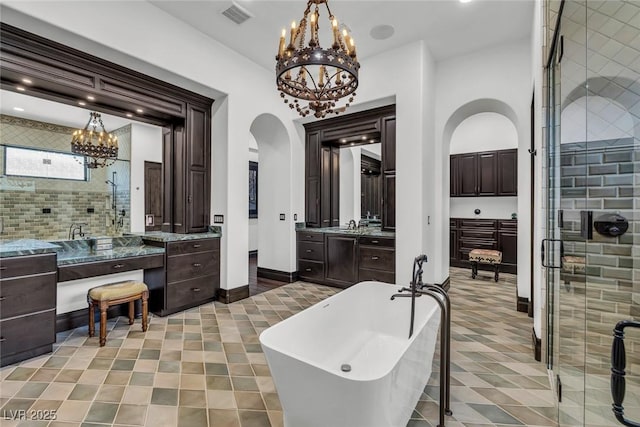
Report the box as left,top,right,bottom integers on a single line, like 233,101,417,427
471,261,478,279
88,299,95,338
99,301,108,347
141,291,149,332
128,301,135,325
494,264,500,282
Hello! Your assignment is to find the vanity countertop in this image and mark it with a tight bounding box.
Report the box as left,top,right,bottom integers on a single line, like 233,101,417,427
135,231,222,243
0,239,62,258
296,226,395,238
55,245,165,266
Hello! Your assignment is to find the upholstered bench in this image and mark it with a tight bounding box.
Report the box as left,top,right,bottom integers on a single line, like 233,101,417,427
468,249,502,282
88,280,149,346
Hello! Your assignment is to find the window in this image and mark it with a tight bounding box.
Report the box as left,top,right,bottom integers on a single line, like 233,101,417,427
4,146,87,181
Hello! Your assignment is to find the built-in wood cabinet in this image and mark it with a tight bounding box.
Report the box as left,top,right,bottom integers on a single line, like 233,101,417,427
144,238,220,316
0,253,57,367
450,149,517,197
449,218,517,274
303,105,396,231
185,104,211,233
297,231,395,288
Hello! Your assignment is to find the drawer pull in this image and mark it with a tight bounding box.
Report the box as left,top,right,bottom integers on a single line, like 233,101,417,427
371,256,380,260
191,287,201,292
0,337,5,342
193,263,202,267
305,268,312,272
306,235,313,239
0,266,6,270
193,244,202,248
0,296,5,301
371,240,379,244
112,264,125,269
305,249,313,253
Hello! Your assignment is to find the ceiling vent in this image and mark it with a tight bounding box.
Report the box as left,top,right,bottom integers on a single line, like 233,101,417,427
221,2,253,25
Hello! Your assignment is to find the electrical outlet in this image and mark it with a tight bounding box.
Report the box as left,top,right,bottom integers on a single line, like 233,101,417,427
42,208,51,214
145,214,154,226
294,214,297,221
214,215,224,224
87,207,95,213
279,213,285,221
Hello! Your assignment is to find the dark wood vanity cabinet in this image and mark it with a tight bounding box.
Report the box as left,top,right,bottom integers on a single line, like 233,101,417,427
144,238,220,316
185,104,211,233
297,231,395,288
450,149,517,197
0,253,57,367
381,116,396,231
450,218,517,274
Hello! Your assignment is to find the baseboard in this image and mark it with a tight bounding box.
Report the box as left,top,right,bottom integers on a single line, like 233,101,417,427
56,305,129,333
517,297,529,313
257,267,297,283
218,285,250,304
248,250,258,256
532,327,541,362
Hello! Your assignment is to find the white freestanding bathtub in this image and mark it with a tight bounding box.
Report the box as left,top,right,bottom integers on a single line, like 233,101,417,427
259,281,441,427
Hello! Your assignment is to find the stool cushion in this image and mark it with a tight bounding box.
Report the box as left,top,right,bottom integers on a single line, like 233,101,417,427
89,281,148,301
562,256,585,273
469,249,502,264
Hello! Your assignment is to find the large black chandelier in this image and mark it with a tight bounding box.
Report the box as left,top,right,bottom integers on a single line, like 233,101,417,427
276,0,360,118
71,112,118,169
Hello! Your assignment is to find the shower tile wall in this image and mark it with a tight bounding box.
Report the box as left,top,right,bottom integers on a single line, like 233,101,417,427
0,115,131,240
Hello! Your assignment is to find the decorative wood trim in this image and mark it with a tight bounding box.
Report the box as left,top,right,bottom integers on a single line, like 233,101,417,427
517,296,529,313
218,286,250,304
257,267,297,283
248,250,258,257
0,114,76,133
532,327,542,362
303,104,396,134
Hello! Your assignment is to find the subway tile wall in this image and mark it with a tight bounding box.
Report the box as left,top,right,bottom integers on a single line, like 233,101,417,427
0,115,131,240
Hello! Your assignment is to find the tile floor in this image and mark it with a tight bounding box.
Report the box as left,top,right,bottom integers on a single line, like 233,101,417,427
0,267,558,426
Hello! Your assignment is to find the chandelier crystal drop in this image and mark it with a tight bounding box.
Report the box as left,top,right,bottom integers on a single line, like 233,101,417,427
71,112,118,169
275,0,360,119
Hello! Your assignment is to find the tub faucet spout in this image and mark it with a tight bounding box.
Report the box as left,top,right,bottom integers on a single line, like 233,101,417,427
390,254,428,339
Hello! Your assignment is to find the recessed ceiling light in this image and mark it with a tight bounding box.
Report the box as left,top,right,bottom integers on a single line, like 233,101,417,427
16,86,25,92
361,136,367,140
78,101,86,106
87,95,95,101
350,142,355,146
13,107,24,112
136,108,144,113
370,24,395,41
459,0,472,3
370,139,375,143
340,138,346,143
126,113,133,118
21,78,32,84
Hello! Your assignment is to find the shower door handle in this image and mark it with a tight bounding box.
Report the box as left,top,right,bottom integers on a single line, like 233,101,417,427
612,320,640,427
541,239,564,269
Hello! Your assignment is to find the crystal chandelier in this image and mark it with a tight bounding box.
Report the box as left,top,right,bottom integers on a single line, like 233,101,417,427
276,0,360,118
71,112,118,169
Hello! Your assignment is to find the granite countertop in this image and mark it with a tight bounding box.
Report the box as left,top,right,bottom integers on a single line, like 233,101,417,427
134,231,222,242
296,226,395,238
0,239,61,258
52,235,165,266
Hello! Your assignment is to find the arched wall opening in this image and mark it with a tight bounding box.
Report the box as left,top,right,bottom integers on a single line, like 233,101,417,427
249,113,294,274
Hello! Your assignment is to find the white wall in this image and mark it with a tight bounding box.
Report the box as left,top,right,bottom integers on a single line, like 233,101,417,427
130,123,163,233
450,197,518,220
2,2,302,292
435,38,532,298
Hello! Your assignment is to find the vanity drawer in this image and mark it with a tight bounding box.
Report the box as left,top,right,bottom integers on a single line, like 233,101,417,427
297,260,324,281
297,241,324,262
0,310,56,358
166,275,218,310
358,236,394,248
58,254,164,282
358,268,395,284
166,238,219,257
0,272,56,320
0,253,56,279
358,247,395,271
167,251,219,283
459,219,496,229
498,220,517,229
297,232,324,243
460,229,496,240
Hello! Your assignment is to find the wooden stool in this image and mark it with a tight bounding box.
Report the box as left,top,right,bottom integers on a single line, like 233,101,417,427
468,249,502,282
88,280,149,346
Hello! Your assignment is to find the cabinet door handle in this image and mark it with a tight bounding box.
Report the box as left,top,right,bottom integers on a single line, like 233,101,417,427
305,249,313,253
0,337,5,342
306,235,313,239
371,256,380,260
371,240,379,244
193,244,202,248
0,296,5,301
0,266,6,270
305,268,312,272
193,263,202,267
113,264,124,269
191,287,201,292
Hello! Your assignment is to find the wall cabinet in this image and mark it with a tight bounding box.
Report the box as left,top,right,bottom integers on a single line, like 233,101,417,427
0,253,57,367
449,218,517,274
144,238,220,316
297,232,395,288
450,149,517,197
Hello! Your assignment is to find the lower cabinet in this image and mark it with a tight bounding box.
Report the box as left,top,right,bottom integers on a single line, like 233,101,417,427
0,253,57,367
297,232,395,287
144,238,220,316
450,218,517,274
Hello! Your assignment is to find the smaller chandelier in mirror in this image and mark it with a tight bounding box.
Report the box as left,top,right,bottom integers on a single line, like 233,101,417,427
71,112,118,169
276,0,360,118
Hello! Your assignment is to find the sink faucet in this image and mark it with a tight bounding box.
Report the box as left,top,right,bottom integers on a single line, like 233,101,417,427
347,219,357,230
391,254,428,338
69,223,87,240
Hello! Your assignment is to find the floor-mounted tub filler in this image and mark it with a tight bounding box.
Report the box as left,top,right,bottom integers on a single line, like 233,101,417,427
259,281,441,427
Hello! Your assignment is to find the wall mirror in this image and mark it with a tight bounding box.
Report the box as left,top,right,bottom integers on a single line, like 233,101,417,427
338,142,382,226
